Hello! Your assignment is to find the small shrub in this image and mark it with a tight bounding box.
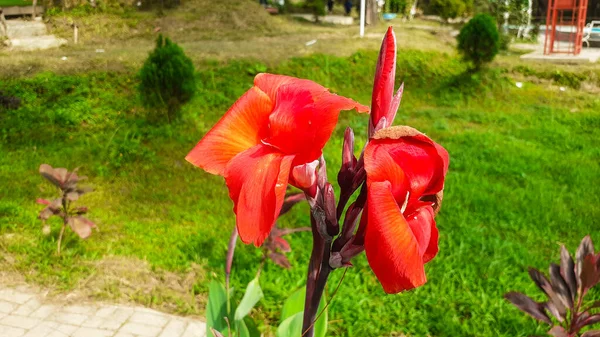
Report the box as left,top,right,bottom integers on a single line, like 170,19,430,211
429,0,466,22
457,13,500,70
138,34,196,122
37,164,96,255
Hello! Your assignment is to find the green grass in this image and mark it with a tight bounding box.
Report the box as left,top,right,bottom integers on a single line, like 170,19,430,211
0,0,32,6
1,49,599,337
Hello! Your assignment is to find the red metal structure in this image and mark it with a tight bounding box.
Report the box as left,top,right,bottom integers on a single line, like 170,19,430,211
544,0,589,55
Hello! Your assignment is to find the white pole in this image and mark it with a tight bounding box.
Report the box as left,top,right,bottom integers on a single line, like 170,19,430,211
504,0,509,34
524,0,532,38
360,0,366,37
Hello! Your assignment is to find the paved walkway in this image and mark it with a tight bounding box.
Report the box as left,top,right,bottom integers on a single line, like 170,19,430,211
0,287,206,337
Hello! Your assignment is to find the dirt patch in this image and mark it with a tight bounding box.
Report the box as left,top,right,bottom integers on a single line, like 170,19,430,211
0,256,207,316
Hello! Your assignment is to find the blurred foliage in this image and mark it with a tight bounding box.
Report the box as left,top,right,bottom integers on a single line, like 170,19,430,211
429,0,467,21
457,14,500,70
138,34,196,123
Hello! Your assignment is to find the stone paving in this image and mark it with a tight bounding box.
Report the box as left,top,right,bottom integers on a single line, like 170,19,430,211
0,287,206,337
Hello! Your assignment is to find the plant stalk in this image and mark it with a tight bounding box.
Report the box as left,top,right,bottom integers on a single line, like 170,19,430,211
302,213,332,337
57,220,66,256
57,198,70,256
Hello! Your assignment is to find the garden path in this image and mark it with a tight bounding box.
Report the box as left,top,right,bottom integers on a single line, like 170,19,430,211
0,286,206,337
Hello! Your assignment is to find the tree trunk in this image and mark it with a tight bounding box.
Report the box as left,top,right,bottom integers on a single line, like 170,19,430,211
32,0,37,19
365,0,378,25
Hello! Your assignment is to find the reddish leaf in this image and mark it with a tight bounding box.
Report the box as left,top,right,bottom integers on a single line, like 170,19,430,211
36,198,50,205
549,263,574,309
577,236,595,279
581,255,600,294
273,237,291,253
545,301,565,323
574,312,592,332
39,164,64,188
582,330,600,337
68,216,96,239
581,314,600,328
577,312,591,326
560,245,578,302
504,292,552,324
529,268,567,319
548,326,568,337
38,199,62,220
268,252,291,269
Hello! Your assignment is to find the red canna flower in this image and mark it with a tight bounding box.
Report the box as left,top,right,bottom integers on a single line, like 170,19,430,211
186,73,368,246
361,126,449,294
369,26,403,136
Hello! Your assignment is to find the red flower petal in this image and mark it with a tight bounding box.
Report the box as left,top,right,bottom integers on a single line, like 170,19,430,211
364,138,409,200
254,73,320,102
225,145,294,247
405,204,438,263
265,82,368,163
367,135,447,200
370,27,397,130
365,181,427,294
186,86,273,176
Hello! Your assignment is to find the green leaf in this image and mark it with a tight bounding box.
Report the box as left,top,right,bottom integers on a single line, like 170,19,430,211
276,312,303,337
234,277,263,321
206,281,228,333
281,288,305,321
235,319,250,337
279,287,328,337
244,316,261,337
314,294,327,337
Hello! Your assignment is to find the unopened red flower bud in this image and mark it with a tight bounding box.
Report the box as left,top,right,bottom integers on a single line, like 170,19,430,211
369,27,404,138
332,201,362,251
338,128,357,192
342,127,356,172
323,183,338,236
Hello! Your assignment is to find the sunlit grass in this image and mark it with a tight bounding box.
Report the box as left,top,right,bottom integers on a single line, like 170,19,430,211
1,49,599,336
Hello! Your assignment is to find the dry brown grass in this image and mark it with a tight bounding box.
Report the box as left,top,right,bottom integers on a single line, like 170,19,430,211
0,16,452,78
0,255,207,315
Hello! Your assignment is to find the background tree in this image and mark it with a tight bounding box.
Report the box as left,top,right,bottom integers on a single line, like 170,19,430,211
429,0,467,22
138,34,196,122
456,13,500,70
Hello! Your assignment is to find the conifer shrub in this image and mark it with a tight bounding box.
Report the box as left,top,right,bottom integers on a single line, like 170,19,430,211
138,35,196,122
457,13,500,70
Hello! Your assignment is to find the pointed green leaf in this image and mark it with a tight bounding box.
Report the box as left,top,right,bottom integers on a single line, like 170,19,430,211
243,316,261,337
207,281,228,333
235,318,250,337
276,312,303,337
280,287,327,337
234,277,263,321
281,288,305,321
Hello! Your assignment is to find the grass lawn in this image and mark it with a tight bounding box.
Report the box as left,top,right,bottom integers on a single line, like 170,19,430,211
1,47,599,337
0,0,33,6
